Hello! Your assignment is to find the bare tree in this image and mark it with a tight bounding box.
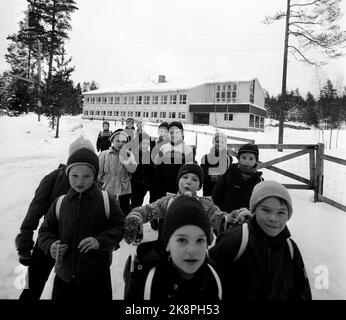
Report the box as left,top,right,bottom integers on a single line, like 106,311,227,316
264,0,346,146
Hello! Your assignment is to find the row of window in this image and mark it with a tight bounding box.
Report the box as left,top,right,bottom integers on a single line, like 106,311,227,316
249,114,264,129
84,110,186,120
216,84,237,92
85,94,187,106
216,91,237,103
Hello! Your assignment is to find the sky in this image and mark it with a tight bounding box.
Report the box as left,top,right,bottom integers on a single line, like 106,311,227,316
0,0,346,97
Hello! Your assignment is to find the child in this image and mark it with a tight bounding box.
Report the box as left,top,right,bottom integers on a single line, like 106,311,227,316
96,121,112,152
201,131,233,196
15,136,94,300
124,163,251,244
210,181,312,300
155,121,194,194
125,196,222,301
124,117,136,142
38,148,125,300
99,128,137,215
212,143,263,212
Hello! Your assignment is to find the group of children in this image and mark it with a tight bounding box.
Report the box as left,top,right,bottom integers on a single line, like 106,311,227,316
14,119,312,301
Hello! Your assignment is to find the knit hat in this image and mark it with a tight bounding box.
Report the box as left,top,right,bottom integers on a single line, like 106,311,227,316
110,128,129,142
158,121,169,130
102,121,110,126
168,121,183,131
66,148,99,176
249,180,293,220
68,136,95,156
176,163,204,190
163,196,211,246
126,117,134,124
237,143,259,161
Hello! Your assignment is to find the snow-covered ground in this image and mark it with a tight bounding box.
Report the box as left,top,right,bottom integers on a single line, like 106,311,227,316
0,113,345,300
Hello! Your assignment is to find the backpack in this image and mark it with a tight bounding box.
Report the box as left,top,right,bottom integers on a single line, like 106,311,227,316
233,223,294,262
55,190,110,219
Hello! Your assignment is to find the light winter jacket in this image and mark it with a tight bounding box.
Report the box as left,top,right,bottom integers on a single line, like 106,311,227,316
98,147,137,196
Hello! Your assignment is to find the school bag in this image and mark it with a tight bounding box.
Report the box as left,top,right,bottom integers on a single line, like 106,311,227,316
232,223,294,262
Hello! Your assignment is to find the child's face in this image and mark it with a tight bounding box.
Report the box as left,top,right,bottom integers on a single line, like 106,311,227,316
169,127,183,143
112,133,127,150
137,122,143,130
158,127,168,140
255,197,289,237
214,135,227,150
126,121,134,129
238,152,257,168
69,165,95,193
103,123,109,130
178,173,200,195
140,139,150,152
166,225,207,279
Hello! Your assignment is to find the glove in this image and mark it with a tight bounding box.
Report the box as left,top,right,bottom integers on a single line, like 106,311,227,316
124,214,143,244
218,208,253,234
15,230,34,266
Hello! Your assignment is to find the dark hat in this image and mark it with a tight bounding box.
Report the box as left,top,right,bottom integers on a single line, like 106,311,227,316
250,180,293,220
110,128,129,142
163,196,211,246
102,120,110,126
66,148,99,176
176,163,204,190
237,143,259,161
158,121,169,130
126,117,134,123
168,121,183,131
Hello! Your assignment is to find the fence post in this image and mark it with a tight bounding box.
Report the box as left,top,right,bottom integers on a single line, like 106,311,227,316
315,143,324,202
309,146,316,195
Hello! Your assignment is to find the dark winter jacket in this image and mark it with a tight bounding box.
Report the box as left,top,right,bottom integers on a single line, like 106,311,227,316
96,130,112,152
125,259,221,301
201,148,233,197
212,163,263,212
20,164,70,234
209,217,312,300
38,184,124,283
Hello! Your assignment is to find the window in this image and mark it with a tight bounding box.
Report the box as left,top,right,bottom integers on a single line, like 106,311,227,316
86,97,90,103
96,97,101,104
233,84,237,91
260,117,264,129
221,92,226,102
143,111,149,118
227,92,231,101
123,96,127,105
114,111,119,116
91,97,95,104
217,85,221,91
227,85,232,91
135,111,141,117
181,112,186,119
128,111,133,117
169,112,176,118
108,97,113,104
102,97,107,104
161,95,168,104
179,94,187,104
255,116,260,128
84,110,88,115
115,97,120,104
121,111,126,117
222,85,226,91
151,111,157,117
216,92,220,102
90,110,94,115
153,96,159,104
101,111,106,116
249,114,255,127
160,111,166,118
232,91,236,98
107,111,112,116
170,94,177,104
224,113,233,121
96,110,100,115
250,80,255,104
144,96,150,105
136,96,142,104
129,96,135,104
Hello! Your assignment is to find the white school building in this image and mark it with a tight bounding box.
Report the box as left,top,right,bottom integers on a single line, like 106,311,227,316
82,75,266,131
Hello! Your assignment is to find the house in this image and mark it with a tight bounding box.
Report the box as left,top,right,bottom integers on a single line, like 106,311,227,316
82,75,266,131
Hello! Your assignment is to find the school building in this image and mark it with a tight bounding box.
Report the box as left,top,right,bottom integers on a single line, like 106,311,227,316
82,75,266,131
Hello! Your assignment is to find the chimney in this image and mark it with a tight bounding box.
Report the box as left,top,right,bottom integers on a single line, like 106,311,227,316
158,75,166,83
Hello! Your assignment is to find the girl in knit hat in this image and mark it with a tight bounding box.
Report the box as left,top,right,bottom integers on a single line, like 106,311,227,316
38,147,125,300
212,142,263,213
125,196,222,301
96,121,112,152
201,131,233,196
124,163,252,245
210,180,312,300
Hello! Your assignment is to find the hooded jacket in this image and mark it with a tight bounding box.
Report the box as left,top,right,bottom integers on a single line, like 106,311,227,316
212,163,263,212
38,184,124,283
209,217,312,300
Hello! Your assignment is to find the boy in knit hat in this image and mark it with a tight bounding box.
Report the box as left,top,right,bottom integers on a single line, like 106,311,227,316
210,180,312,300
124,163,251,244
201,131,233,196
38,148,125,300
212,143,263,213
15,136,94,300
125,196,222,300
96,121,112,152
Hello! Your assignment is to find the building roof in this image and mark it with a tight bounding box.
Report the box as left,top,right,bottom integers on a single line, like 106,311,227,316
83,77,258,95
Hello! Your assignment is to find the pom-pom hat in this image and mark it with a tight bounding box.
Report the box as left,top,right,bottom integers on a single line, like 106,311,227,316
66,148,99,177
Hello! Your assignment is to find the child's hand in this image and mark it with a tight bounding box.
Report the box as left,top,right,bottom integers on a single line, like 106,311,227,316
50,240,68,260
78,237,100,253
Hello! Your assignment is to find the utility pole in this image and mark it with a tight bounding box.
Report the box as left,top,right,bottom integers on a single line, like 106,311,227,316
37,39,42,122
278,0,291,150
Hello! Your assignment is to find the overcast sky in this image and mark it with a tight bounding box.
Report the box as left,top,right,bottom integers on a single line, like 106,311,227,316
1,0,346,97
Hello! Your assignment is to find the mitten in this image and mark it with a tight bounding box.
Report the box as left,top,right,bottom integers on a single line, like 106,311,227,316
218,208,252,234
15,229,34,266
124,213,142,244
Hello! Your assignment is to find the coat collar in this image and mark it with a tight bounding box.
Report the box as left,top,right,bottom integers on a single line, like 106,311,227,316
66,183,99,200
